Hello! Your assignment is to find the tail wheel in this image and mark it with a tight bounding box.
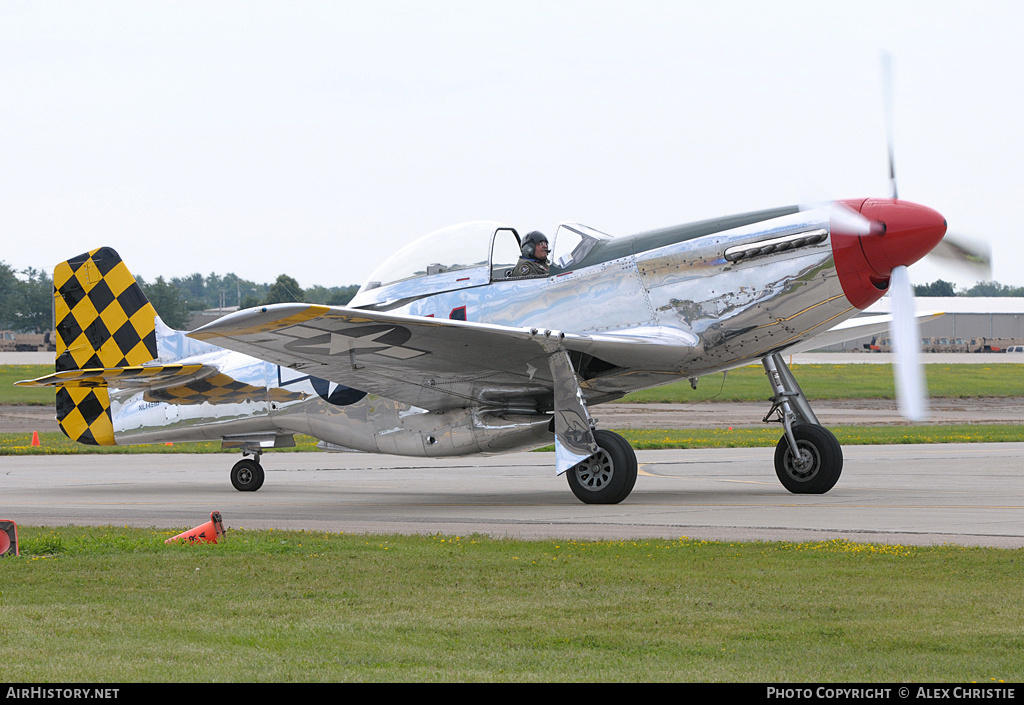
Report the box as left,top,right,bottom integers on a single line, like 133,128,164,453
566,430,638,504
231,458,265,492
774,424,843,494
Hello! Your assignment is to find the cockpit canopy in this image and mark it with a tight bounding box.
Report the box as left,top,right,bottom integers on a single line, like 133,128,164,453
349,220,613,307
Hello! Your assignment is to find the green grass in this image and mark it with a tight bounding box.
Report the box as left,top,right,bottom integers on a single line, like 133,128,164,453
7,363,1024,406
620,363,1024,402
1,526,1020,682
0,365,58,405
4,425,1023,456
0,431,310,455
5,364,1022,455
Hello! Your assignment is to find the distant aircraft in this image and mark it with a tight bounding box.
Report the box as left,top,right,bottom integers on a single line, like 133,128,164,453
18,195,982,504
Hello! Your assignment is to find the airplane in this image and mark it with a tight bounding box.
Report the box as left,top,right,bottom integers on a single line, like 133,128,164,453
16,195,984,504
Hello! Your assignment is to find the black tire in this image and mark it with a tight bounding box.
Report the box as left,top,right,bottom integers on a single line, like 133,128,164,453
773,424,843,494
566,429,638,504
230,458,265,492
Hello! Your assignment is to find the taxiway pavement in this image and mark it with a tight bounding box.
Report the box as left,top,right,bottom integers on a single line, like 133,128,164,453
3,445,1022,548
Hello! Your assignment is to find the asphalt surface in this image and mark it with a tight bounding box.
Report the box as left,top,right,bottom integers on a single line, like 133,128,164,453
3,445,1023,548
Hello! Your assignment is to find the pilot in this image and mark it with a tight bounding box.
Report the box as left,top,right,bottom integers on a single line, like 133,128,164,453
511,231,550,278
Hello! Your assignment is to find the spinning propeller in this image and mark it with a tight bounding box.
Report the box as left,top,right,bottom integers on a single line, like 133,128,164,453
817,55,990,422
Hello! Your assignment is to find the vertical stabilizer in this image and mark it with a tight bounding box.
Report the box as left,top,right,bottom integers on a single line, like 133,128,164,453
52,247,158,445
54,247,158,371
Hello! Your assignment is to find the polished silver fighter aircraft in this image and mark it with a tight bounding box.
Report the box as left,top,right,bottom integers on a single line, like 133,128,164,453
18,196,983,504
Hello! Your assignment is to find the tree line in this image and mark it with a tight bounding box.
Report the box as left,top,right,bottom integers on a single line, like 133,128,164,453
913,280,1024,297
3,260,1022,333
0,264,52,334
0,262,359,332
137,272,360,329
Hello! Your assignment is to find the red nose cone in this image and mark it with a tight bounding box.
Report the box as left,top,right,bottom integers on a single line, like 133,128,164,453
831,198,947,309
855,199,947,275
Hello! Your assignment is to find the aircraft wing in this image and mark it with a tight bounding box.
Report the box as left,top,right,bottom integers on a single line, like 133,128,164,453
189,304,699,412
784,310,944,354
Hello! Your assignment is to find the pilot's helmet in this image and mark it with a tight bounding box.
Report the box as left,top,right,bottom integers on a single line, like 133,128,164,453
521,231,549,259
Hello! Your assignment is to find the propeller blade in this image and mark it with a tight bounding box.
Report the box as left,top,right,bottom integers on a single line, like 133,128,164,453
927,233,992,278
882,52,898,200
889,265,928,421
801,200,873,236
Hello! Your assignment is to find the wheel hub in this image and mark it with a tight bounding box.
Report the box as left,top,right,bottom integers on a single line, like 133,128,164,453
785,443,819,481
573,450,614,490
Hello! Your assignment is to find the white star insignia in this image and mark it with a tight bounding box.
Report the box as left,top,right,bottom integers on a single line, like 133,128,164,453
289,328,426,359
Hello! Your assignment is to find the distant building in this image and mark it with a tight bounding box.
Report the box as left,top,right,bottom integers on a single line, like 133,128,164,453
814,297,1024,352
183,299,1024,353
186,306,239,331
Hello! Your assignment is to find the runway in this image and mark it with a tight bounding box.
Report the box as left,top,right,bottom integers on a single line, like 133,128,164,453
4,444,1023,548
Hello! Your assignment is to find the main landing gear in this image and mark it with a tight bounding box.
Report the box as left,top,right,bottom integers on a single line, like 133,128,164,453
565,429,638,505
762,353,843,494
230,453,265,492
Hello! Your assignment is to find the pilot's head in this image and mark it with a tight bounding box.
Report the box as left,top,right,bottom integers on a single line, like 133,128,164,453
522,231,549,260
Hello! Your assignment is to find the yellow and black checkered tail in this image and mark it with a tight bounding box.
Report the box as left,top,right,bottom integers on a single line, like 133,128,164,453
52,247,159,446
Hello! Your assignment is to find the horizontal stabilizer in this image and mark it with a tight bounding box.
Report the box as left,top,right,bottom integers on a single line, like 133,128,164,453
16,364,214,390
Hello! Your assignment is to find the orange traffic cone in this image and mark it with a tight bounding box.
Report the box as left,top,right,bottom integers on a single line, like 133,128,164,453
165,511,226,545
1,520,18,557
30,431,39,447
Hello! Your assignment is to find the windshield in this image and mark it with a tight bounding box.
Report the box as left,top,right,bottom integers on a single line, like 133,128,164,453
361,221,503,291
551,223,613,271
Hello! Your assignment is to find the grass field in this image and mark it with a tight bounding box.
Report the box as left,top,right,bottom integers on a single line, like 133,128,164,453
3,424,1023,456
618,362,1024,402
1,526,1021,683
0,365,61,405
6,363,1024,406
5,363,1022,454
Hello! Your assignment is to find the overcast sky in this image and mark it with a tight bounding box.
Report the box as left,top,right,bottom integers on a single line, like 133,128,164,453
2,1,1022,294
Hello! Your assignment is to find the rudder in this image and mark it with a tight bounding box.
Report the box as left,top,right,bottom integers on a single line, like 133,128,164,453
52,247,158,445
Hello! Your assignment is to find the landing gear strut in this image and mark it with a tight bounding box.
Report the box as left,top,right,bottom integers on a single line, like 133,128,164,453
231,454,265,492
566,429,638,504
762,353,843,494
